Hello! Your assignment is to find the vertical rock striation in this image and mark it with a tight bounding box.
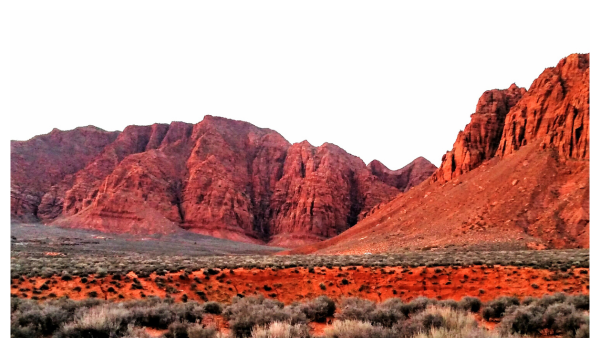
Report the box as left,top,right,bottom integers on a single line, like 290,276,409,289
496,53,589,160
432,84,526,183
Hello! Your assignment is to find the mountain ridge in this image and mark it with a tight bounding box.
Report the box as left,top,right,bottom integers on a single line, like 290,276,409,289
11,116,435,247
286,53,589,254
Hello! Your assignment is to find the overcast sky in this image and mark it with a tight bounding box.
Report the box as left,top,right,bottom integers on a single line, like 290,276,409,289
9,10,589,170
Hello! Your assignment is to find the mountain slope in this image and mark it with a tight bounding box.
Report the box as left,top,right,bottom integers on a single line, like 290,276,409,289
288,53,589,254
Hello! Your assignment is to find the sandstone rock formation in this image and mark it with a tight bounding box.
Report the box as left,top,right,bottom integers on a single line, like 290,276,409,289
432,84,526,183
496,53,589,160
368,157,437,192
11,126,119,222
11,116,431,247
266,141,404,247
288,53,589,254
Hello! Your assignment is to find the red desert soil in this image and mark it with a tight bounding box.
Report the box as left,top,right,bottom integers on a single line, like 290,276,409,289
12,266,588,305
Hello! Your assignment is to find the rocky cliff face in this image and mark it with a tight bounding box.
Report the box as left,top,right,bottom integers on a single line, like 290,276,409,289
267,141,402,247
432,84,526,183
368,157,437,192
11,126,120,222
433,54,589,185
11,116,425,246
288,53,590,255
496,53,589,160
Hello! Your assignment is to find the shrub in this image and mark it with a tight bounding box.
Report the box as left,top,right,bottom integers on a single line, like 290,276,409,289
164,322,192,338
121,325,152,338
499,304,545,335
129,302,177,329
556,312,587,337
400,297,437,317
416,313,445,330
543,303,577,333
399,306,479,338
224,296,308,338
11,323,40,338
458,296,481,313
203,301,223,315
172,301,205,323
498,296,589,337
576,321,589,338
251,321,310,338
16,304,72,335
297,296,336,322
53,305,133,338
187,324,219,338
537,293,567,308
438,299,459,310
324,320,391,338
335,297,376,322
370,298,405,328
482,296,520,321
568,294,589,310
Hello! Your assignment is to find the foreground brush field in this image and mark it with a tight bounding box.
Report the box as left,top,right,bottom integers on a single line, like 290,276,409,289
11,224,590,337
11,293,589,338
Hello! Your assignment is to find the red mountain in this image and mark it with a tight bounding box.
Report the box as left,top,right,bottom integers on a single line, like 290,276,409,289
11,116,434,247
288,53,589,254
369,157,437,192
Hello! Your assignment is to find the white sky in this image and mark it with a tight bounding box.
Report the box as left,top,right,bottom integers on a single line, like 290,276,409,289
9,10,589,170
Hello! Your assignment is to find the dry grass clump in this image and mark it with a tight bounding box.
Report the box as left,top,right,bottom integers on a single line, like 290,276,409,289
223,295,308,338
251,322,310,338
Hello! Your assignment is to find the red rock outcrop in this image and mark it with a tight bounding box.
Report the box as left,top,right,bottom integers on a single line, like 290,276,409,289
267,142,401,247
11,126,119,222
496,53,589,160
12,116,425,246
288,53,589,254
368,157,437,192
432,84,526,183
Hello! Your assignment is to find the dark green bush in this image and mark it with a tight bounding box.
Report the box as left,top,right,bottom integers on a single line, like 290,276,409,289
482,296,520,321
297,296,336,323
203,301,223,315
458,296,481,313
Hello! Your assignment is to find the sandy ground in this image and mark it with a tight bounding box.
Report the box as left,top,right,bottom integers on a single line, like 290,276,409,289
12,265,588,304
